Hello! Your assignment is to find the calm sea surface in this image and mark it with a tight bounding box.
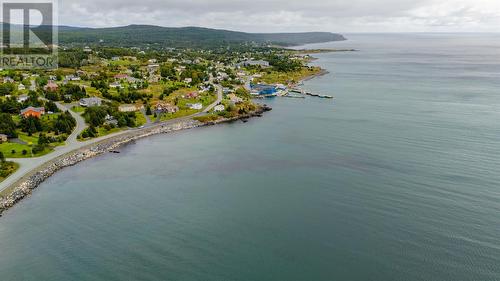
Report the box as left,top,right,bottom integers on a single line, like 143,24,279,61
1,34,500,280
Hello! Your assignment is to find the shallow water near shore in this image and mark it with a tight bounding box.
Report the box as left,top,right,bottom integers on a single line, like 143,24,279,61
1,34,500,280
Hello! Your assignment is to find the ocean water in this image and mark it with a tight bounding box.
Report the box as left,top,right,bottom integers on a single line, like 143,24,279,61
1,34,500,281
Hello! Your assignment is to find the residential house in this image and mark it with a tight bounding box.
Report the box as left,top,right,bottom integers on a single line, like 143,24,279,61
155,102,179,114
76,70,86,77
241,60,270,68
79,97,102,107
118,104,140,112
3,77,14,83
114,74,129,80
227,93,243,104
65,74,81,81
213,105,225,112
104,115,118,126
18,84,26,91
185,92,198,99
188,103,203,110
44,81,58,92
109,81,123,89
21,106,45,118
126,77,142,84
29,80,36,91
83,46,92,52
0,134,8,143
147,64,160,73
17,94,28,103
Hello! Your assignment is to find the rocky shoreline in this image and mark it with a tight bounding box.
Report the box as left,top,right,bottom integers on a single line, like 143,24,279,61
0,105,271,217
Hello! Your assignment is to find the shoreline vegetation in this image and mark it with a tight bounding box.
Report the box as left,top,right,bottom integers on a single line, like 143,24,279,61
0,161,19,183
0,105,272,217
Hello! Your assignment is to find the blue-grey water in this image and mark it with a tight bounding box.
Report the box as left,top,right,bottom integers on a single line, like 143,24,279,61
1,34,500,280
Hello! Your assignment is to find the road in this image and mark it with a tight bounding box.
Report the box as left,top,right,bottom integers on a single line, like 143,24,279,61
1,86,223,193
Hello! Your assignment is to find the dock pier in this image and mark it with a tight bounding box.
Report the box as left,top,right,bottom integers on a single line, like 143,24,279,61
290,88,334,99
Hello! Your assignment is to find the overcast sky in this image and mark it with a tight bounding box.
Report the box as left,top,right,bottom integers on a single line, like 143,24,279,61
58,0,500,33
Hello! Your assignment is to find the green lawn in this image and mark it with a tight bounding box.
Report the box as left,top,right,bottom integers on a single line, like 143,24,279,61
255,66,323,85
135,112,147,127
97,127,123,137
0,162,19,183
71,105,85,113
159,109,198,122
0,141,53,158
0,131,64,158
78,127,124,141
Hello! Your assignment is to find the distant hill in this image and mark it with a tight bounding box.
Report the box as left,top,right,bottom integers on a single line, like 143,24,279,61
56,25,345,48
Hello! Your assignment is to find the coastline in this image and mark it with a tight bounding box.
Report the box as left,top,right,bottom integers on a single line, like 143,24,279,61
0,105,271,217
300,68,329,83
0,52,326,218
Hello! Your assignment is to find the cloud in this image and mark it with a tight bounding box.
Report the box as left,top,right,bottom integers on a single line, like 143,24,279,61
58,0,500,32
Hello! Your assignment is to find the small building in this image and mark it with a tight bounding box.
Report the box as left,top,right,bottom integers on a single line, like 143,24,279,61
3,77,14,83
126,77,142,84
114,74,129,80
155,102,179,114
213,104,225,112
18,84,26,91
185,92,198,99
83,46,92,52
44,81,58,92
241,60,270,68
250,84,277,96
79,97,102,107
118,104,139,112
17,94,28,103
65,74,81,81
227,93,243,104
184,78,193,84
189,103,203,110
21,106,45,118
109,81,123,89
29,80,36,91
147,64,160,73
0,134,8,143
76,70,86,77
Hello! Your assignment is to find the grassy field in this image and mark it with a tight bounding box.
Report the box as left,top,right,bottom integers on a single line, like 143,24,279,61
97,127,123,137
0,141,53,158
255,66,323,85
71,105,85,113
135,112,147,127
0,162,19,183
159,109,198,122
0,130,66,158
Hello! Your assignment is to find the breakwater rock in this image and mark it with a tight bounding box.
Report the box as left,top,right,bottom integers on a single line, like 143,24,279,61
0,105,272,217
0,119,201,217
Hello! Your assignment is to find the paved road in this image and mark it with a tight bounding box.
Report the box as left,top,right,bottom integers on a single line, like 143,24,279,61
1,86,223,193
54,102,88,146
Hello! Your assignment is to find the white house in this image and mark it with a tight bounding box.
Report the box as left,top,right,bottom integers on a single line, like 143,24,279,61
213,105,225,112
109,81,123,89
17,94,28,103
189,103,203,110
118,104,141,112
79,97,102,107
